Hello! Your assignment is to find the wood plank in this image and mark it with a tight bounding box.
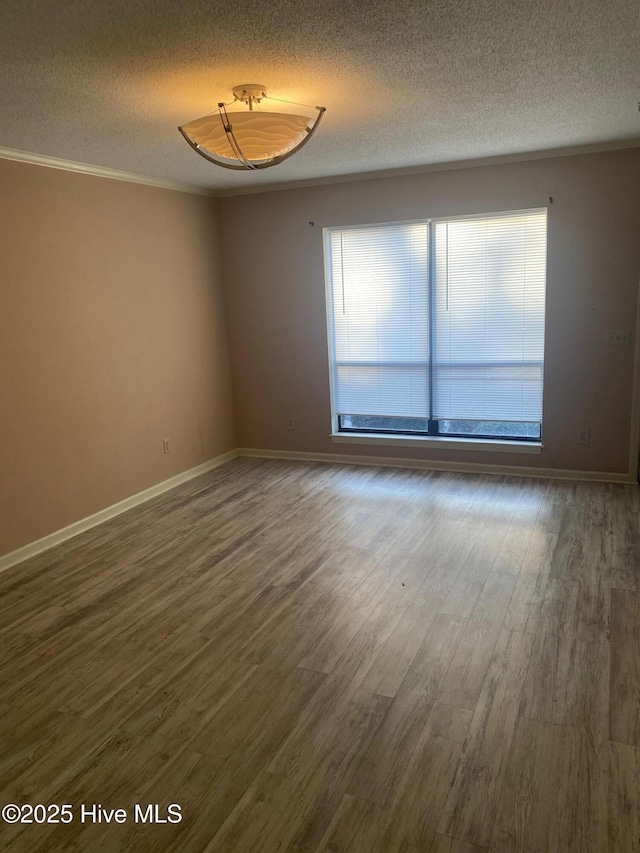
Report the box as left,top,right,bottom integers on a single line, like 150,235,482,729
315,794,389,853
519,579,609,740
609,741,640,853
305,600,405,678
317,702,474,853
438,523,509,618
136,666,327,851
610,484,640,591
187,664,325,762
411,519,484,608
491,716,608,853
610,588,640,746
290,595,379,675
203,688,392,853
430,836,488,853
470,572,517,624
358,602,439,697
437,619,502,710
438,628,534,847
502,532,557,633
264,611,407,790
348,613,467,805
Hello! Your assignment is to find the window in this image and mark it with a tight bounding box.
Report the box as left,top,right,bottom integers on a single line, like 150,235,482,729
325,209,546,443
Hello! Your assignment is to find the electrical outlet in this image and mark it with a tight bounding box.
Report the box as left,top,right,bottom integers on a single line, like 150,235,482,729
577,428,590,445
606,329,630,346
286,417,296,430
163,438,170,453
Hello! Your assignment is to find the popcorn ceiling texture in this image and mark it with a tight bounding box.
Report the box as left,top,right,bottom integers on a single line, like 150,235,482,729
1,0,638,192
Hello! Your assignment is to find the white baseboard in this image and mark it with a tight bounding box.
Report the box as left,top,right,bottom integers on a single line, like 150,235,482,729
0,449,238,574
238,447,636,484
2,444,634,575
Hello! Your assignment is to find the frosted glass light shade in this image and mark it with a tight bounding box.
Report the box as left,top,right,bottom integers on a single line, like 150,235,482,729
179,86,326,170
180,111,311,162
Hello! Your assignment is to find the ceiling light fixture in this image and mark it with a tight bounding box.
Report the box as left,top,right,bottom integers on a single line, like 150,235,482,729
178,84,326,171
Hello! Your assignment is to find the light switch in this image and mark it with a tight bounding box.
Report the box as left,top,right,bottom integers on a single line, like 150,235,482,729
606,329,630,346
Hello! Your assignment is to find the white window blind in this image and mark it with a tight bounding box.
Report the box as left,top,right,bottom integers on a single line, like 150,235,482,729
432,210,547,423
327,222,430,418
325,209,547,435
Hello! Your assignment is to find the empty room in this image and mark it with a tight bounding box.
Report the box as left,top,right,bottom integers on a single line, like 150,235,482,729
1,1,639,851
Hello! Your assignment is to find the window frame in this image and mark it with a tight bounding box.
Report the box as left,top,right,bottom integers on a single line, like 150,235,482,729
323,208,547,448
336,414,542,442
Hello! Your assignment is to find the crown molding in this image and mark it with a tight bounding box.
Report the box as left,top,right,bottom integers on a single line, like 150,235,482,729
214,137,640,198
2,138,638,201
0,146,215,197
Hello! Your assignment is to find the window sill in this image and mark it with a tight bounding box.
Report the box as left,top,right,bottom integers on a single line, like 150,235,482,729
330,432,543,455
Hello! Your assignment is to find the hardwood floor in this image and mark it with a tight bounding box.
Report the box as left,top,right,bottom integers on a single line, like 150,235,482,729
0,458,638,852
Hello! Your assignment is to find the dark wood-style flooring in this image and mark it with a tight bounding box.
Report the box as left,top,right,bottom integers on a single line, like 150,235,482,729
1,458,639,852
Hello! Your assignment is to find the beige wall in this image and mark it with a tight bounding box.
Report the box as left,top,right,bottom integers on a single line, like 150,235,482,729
0,158,235,557
219,149,640,476
2,148,639,558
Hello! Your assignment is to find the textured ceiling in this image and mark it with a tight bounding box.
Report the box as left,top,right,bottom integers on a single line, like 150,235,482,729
1,0,639,193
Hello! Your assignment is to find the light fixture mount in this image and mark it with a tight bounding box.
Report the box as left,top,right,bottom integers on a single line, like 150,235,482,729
179,84,326,171
232,84,266,106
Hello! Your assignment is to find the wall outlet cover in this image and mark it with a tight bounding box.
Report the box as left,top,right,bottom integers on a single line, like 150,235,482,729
577,428,590,445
